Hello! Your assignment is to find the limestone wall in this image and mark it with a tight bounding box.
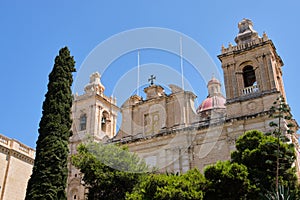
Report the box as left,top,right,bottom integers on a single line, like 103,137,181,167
123,112,275,173
0,134,35,200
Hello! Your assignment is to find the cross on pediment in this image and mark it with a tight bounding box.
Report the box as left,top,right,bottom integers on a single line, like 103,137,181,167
148,75,156,85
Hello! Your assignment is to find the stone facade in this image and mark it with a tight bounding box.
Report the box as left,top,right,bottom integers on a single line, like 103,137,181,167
67,19,300,200
0,134,35,200
67,72,118,200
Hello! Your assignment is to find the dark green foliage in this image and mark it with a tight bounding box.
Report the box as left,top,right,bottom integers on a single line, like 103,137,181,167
126,168,205,200
72,129,298,200
262,184,295,200
25,47,76,200
72,142,148,200
231,130,297,197
269,95,295,136
268,95,297,197
204,161,253,200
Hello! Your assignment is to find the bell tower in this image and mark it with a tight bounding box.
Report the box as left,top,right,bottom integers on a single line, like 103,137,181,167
67,72,119,200
218,19,286,118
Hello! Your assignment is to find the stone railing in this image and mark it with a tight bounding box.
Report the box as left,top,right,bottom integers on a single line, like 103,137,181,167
19,144,30,153
0,134,9,145
0,133,35,159
242,85,259,95
221,35,269,54
74,91,117,105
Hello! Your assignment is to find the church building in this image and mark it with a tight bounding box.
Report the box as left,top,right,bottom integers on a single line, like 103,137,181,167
0,134,35,200
67,19,300,200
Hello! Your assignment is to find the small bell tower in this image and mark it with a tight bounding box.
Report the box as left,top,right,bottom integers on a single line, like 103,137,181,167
218,19,286,118
67,72,119,200
71,72,118,141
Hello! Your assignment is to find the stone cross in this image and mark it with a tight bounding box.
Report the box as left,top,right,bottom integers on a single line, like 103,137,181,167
148,75,156,85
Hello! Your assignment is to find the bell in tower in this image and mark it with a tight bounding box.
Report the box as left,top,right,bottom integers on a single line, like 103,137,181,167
218,19,286,118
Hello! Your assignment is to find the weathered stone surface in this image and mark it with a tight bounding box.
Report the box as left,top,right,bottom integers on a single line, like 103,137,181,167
0,134,35,200
66,19,300,200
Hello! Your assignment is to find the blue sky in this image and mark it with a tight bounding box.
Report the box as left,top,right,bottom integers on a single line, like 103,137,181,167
1,1,299,148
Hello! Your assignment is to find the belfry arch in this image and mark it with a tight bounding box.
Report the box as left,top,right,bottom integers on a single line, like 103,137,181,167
242,65,256,87
101,110,110,134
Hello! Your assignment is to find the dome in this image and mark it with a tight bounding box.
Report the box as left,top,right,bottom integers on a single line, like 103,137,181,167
197,95,226,113
207,77,221,85
197,76,226,114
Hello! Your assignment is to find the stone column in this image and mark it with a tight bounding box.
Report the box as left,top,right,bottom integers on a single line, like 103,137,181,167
266,54,276,90
256,55,266,91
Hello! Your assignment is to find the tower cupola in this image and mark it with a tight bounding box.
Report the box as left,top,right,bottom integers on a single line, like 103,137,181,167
197,76,226,114
84,72,105,95
235,18,259,45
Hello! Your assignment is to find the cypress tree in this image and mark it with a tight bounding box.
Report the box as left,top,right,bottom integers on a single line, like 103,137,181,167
26,47,76,200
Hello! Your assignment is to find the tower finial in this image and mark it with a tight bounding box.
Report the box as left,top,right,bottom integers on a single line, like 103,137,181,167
148,75,156,85
235,18,259,45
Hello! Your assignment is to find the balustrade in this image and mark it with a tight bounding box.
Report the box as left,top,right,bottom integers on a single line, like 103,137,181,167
242,85,259,95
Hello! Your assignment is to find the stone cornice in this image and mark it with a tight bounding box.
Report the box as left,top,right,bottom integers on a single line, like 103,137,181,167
0,134,35,164
110,110,278,146
218,39,283,66
226,89,280,104
0,145,34,165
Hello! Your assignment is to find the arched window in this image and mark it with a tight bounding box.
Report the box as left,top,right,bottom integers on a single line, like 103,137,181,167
70,188,78,200
243,65,256,87
79,114,87,131
101,111,109,133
